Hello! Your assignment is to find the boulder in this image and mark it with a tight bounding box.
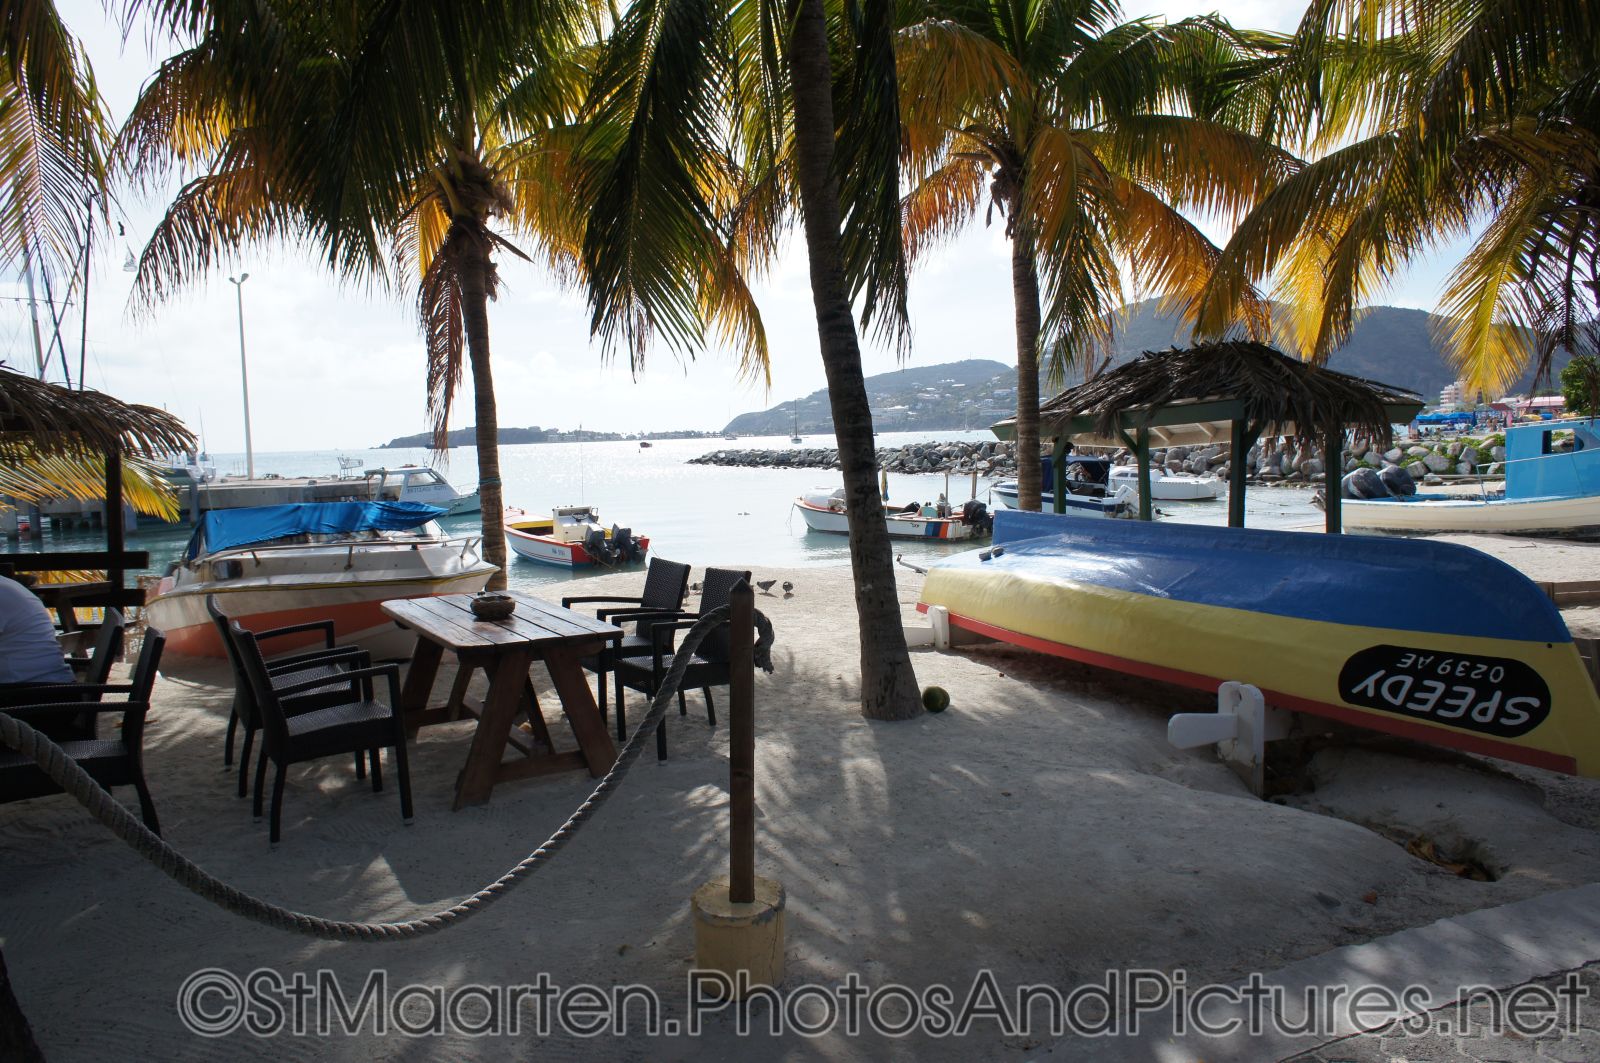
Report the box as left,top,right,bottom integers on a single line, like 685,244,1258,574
1405,460,1428,479
1379,464,1417,497
1491,445,1506,461
1447,441,1465,458
1422,452,1453,473
1342,467,1388,499
1423,473,1443,485
1488,462,1505,476
1456,461,1476,476
1384,448,1403,463
1407,445,1431,458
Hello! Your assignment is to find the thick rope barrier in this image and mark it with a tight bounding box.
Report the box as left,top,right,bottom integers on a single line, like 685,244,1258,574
0,606,775,942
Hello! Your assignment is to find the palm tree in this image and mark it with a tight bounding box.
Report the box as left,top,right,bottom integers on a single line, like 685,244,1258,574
575,0,924,719
1194,0,1600,394
0,0,110,280
119,0,611,590
896,1,1289,510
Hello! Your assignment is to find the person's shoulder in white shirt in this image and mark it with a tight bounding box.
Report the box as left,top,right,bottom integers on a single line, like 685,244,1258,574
0,575,75,685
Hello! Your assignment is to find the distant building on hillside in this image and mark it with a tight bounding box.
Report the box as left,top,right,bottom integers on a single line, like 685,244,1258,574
1439,380,1466,409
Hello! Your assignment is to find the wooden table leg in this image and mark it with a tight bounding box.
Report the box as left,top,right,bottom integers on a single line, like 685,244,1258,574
521,679,554,749
399,638,444,736
446,664,476,721
454,648,534,809
542,646,618,777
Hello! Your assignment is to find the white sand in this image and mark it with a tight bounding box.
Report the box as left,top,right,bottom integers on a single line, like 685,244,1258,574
4,560,1600,1060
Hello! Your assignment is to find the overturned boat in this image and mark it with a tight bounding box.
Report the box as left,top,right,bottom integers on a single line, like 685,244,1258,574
918,509,1600,778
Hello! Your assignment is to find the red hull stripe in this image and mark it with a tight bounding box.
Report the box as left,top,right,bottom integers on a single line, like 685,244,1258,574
923,604,1580,776
165,599,397,658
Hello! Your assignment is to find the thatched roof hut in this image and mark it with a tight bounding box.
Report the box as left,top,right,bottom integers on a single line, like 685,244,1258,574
991,342,1424,532
1,367,197,600
993,341,1422,449
0,368,195,458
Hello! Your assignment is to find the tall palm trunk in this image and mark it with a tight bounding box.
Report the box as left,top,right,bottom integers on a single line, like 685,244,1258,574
458,231,508,591
787,0,921,720
1011,227,1043,511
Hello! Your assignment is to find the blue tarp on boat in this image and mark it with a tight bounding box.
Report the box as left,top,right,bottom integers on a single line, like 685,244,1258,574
986,508,1568,643
183,501,446,560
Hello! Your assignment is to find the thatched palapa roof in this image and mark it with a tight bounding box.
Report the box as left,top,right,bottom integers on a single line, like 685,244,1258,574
0,367,196,457
994,341,1423,447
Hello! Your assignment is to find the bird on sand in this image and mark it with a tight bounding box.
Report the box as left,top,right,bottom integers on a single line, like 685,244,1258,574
782,581,795,598
755,579,778,595
690,581,702,593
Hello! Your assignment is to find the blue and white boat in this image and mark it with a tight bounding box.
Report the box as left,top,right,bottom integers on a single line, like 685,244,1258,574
1342,419,1600,536
990,455,1136,517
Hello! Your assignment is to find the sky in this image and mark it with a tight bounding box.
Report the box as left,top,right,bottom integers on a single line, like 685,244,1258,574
6,0,1464,454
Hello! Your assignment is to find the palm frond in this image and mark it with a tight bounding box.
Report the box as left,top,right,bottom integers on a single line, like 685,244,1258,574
0,448,181,521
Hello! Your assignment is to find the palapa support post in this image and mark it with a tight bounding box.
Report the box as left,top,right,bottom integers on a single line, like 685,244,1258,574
1322,422,1344,535
104,441,125,591
691,580,785,996
1135,427,1153,521
1051,435,1070,514
1228,420,1262,528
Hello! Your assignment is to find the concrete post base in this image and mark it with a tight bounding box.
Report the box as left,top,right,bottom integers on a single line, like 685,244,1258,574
691,875,786,997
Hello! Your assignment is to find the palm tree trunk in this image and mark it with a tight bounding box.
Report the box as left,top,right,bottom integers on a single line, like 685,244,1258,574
458,234,508,591
1011,229,1043,511
0,947,44,1062
787,0,921,720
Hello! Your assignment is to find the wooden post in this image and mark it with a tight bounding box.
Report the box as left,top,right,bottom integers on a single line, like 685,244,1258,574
1051,436,1069,514
1323,423,1344,535
1229,419,1247,528
728,580,755,904
1136,428,1153,521
104,441,126,589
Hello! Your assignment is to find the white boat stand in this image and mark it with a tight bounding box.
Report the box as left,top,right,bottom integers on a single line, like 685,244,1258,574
903,605,993,651
1168,682,1295,797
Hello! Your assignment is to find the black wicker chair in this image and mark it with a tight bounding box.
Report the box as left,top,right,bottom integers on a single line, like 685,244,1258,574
207,596,370,797
0,608,126,740
232,621,413,843
0,629,166,833
563,557,692,738
611,569,750,759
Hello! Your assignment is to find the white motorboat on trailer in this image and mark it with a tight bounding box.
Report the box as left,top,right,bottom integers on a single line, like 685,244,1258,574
504,506,650,568
366,465,481,515
145,501,496,658
794,488,992,540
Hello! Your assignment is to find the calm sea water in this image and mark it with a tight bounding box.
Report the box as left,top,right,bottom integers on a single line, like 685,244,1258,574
3,430,1323,590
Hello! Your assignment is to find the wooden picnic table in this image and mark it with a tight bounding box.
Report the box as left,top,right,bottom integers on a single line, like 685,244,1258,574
381,592,621,809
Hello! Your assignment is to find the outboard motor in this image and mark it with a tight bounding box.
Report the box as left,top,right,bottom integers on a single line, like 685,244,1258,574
960,500,993,536
584,526,619,566
612,525,644,564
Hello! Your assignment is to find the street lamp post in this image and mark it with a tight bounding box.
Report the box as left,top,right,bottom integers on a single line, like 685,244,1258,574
228,273,255,479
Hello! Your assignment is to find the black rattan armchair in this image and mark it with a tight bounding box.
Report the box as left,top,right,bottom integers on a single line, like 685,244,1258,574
0,629,166,833
563,557,692,737
232,621,413,844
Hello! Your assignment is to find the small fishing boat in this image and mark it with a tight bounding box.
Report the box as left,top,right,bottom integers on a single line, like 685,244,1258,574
918,509,1600,778
146,501,496,658
991,457,1136,517
503,505,649,568
790,409,803,445
1339,419,1600,536
794,488,990,540
366,465,481,515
